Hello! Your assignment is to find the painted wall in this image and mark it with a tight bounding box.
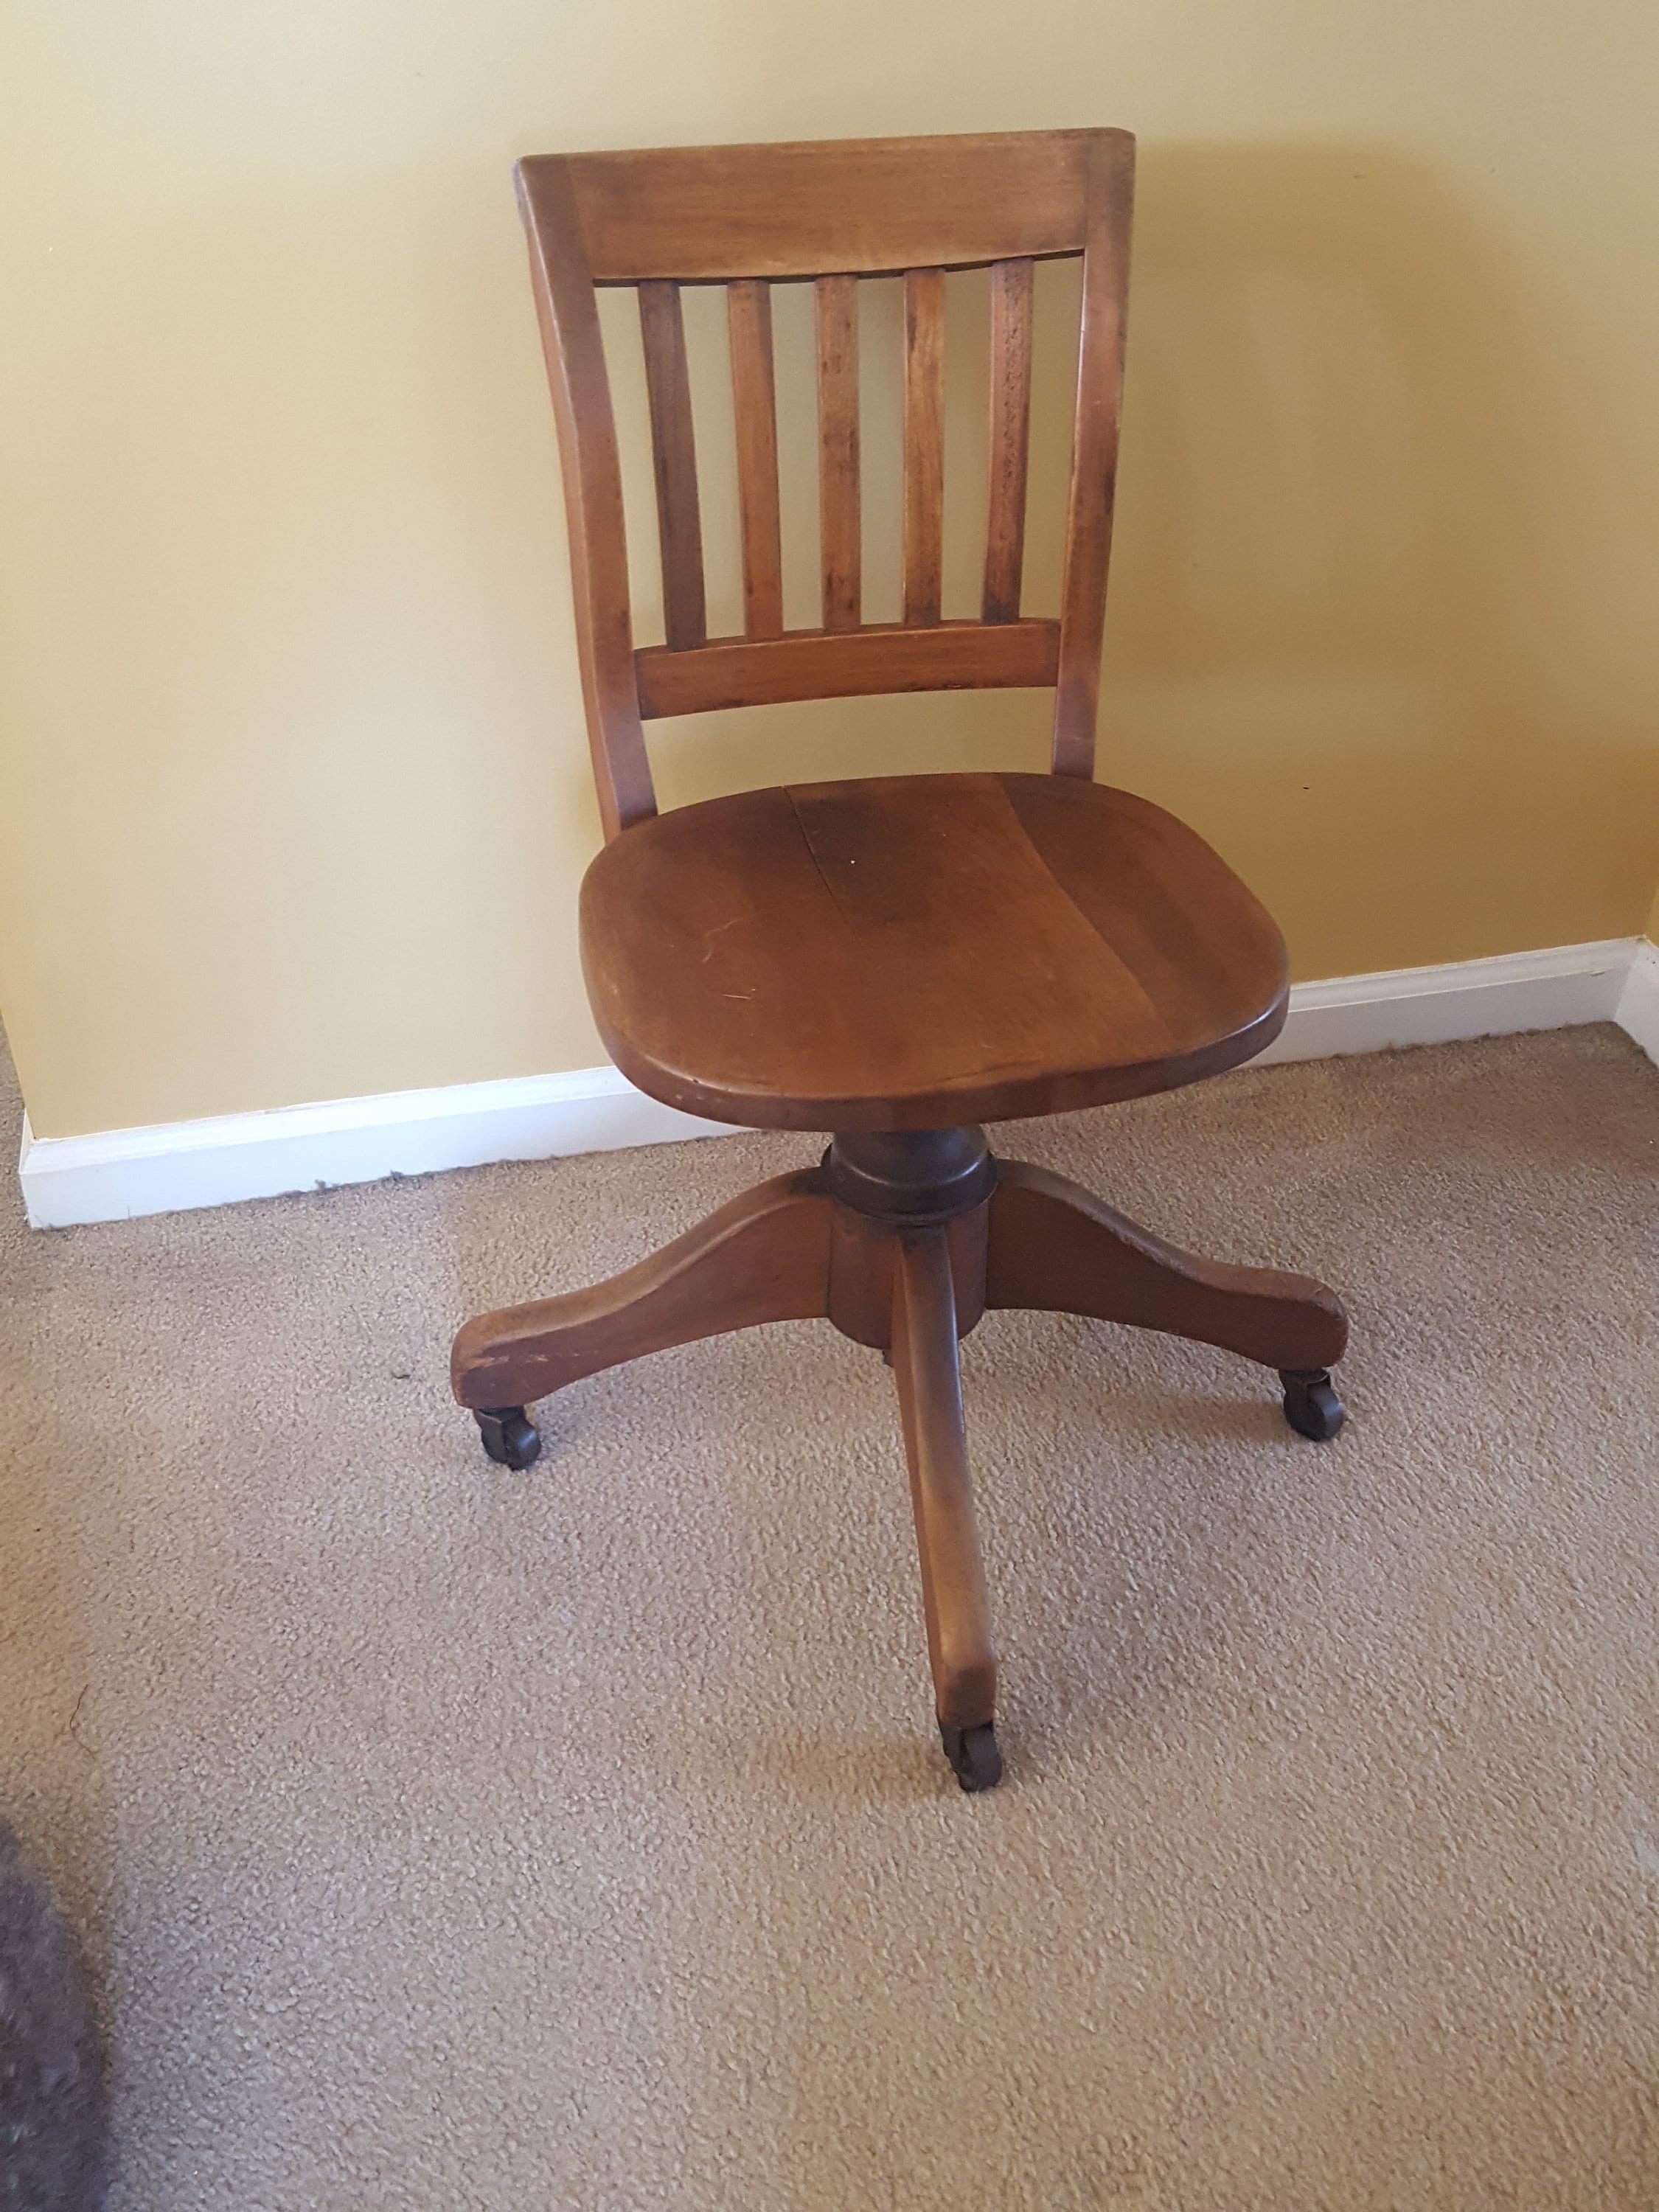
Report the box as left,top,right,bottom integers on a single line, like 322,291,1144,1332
1,0,1656,1138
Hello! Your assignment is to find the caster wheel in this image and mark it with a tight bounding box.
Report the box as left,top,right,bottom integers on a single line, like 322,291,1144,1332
475,1405,542,1470
1279,1368,1345,1441
939,1720,1003,1794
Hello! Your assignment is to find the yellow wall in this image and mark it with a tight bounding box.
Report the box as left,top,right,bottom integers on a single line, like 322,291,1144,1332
2,1,1657,1138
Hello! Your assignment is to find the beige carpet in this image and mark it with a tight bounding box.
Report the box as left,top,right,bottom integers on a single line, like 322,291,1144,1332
1,1024,1656,2211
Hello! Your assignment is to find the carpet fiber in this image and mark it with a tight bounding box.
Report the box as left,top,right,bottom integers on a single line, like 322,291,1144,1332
1,1025,1656,2210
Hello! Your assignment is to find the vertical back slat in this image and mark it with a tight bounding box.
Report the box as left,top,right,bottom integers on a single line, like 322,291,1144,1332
901,268,947,626
982,257,1034,623
637,279,707,650
815,274,861,631
726,280,785,639
1052,138,1133,778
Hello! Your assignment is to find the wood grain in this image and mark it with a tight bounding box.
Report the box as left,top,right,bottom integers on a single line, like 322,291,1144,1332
636,280,707,650
902,268,946,627
451,1169,832,1409
982,257,1034,622
1052,131,1134,779
726,279,785,639
634,617,1058,717
580,770,1287,1133
986,1160,1349,1369
514,160,653,840
513,128,1137,825
827,1200,989,1352
482,126,1346,1796
891,1227,997,1730
542,129,1122,281
815,274,861,631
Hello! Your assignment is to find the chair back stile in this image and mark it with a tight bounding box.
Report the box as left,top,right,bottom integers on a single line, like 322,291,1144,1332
515,128,1135,841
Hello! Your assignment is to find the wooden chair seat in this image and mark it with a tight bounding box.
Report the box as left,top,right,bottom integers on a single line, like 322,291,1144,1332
580,769,1288,1133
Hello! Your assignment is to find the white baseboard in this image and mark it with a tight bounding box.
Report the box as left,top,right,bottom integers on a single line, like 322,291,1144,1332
16,936,1654,1230
1615,937,1659,1063
1254,936,1635,1064
18,1068,737,1230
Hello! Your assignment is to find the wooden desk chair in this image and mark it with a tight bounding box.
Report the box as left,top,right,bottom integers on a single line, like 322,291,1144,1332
451,129,1348,1792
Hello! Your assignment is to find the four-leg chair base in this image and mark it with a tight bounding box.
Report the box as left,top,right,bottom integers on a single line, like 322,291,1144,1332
451,1127,1348,1792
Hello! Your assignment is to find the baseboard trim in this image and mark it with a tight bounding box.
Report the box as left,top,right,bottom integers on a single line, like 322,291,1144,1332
1615,937,1659,1064
16,936,1652,1228
18,1068,737,1230
1254,936,1636,1065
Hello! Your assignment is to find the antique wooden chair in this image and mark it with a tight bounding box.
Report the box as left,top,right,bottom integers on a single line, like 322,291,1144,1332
451,129,1348,1792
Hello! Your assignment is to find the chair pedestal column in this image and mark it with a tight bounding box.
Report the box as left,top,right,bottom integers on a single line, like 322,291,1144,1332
821,1125,995,1225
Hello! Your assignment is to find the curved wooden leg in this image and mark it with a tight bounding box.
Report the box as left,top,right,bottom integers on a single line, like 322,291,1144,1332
451,1168,833,1412
986,1159,1347,1372
891,1228,1001,1790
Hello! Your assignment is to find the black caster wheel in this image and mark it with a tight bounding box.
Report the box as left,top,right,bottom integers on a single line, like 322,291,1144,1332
939,1721,1003,1793
1279,1368,1345,1441
475,1405,542,1470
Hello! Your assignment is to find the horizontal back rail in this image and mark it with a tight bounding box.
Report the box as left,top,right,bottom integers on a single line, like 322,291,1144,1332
532,130,1120,281
635,619,1060,719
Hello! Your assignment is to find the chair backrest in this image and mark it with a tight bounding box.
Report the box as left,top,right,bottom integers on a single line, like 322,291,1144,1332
515,128,1135,841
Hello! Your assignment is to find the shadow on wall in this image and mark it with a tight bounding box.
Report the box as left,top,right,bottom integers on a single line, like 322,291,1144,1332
613,139,1658,976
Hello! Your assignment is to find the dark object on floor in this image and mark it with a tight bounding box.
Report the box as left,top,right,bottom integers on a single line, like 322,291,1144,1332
0,1825,107,2211
453,130,1350,1791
